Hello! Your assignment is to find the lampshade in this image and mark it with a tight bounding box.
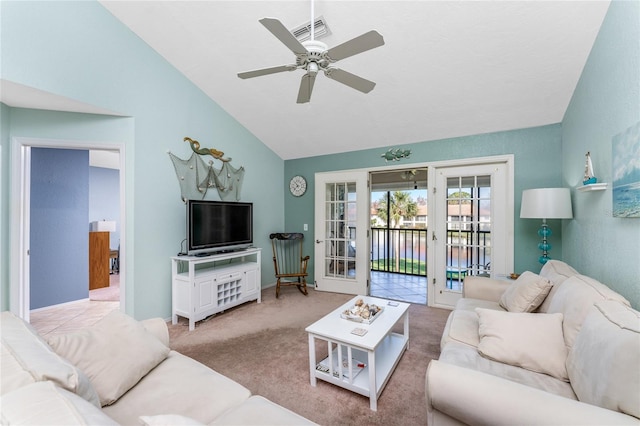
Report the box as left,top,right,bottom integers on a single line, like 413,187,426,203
520,188,573,219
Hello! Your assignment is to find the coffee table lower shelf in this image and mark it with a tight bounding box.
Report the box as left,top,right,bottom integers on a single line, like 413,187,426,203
308,332,408,411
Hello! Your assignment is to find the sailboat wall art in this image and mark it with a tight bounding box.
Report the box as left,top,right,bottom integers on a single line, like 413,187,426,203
583,152,597,185
612,121,640,218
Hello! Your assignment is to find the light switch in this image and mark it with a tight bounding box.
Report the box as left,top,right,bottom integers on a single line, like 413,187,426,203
303,224,308,231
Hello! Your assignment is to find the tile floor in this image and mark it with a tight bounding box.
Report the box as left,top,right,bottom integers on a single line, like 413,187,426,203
30,299,119,337
370,271,427,305
30,274,120,337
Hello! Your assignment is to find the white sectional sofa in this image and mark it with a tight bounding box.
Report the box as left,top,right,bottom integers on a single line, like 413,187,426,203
426,260,640,425
0,310,315,425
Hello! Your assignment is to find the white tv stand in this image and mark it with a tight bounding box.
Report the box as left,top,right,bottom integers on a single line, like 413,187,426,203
171,248,261,331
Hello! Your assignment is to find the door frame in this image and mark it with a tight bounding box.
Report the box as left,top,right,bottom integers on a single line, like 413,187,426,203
309,154,512,306
10,137,126,321
427,155,514,309
313,170,370,295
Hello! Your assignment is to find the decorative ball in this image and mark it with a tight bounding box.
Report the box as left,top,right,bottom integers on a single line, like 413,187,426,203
538,255,550,264
538,227,552,237
537,242,552,251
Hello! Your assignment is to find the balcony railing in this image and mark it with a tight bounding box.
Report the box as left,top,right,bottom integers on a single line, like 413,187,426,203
371,228,426,276
370,227,491,277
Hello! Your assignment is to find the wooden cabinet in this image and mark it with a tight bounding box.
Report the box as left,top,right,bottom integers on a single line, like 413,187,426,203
89,231,110,290
171,248,262,331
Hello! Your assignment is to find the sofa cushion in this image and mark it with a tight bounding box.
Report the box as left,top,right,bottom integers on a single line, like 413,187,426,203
212,396,318,425
536,260,579,313
546,274,631,348
498,271,553,312
0,311,100,407
47,310,170,406
441,299,504,349
455,298,504,312
566,300,640,419
476,308,568,381
139,414,205,425
102,351,251,425
438,341,577,400
0,381,118,425
441,310,481,349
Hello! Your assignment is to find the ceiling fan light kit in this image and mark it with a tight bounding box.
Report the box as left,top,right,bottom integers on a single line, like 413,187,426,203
237,3,384,104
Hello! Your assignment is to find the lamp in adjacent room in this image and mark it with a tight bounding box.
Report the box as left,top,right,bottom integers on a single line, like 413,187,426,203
520,188,573,264
90,221,116,232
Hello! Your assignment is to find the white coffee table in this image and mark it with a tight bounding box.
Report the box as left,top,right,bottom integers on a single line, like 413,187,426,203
305,295,410,411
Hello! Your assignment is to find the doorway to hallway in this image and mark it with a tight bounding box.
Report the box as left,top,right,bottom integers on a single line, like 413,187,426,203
10,137,125,323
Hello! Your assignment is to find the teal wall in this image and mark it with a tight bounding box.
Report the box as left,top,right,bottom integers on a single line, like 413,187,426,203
285,124,565,283
1,1,284,319
562,0,640,308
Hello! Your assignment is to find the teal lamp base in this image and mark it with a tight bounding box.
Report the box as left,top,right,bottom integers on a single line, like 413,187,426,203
537,222,552,264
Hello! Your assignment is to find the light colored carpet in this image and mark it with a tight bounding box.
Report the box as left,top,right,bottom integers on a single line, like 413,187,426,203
168,288,450,425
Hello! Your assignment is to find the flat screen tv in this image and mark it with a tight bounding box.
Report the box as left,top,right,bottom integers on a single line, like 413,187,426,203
186,200,253,256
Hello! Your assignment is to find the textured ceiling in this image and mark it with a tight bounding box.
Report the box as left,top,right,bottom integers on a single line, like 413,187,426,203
10,1,613,161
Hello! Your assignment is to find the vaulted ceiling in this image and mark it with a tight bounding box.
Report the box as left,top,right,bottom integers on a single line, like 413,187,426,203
6,1,613,161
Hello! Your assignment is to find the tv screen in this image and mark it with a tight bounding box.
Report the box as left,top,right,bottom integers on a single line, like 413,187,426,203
187,200,253,255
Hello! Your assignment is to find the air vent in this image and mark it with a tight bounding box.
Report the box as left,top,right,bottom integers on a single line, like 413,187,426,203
291,16,331,42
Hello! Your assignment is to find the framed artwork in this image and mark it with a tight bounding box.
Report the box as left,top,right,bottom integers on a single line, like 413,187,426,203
612,121,640,218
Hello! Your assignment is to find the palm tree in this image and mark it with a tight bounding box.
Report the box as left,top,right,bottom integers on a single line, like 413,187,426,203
376,191,418,271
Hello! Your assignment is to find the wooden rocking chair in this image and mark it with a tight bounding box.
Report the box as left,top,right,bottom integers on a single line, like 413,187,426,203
269,233,309,298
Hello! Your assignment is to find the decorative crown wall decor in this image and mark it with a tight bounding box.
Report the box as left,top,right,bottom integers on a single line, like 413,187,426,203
168,137,245,202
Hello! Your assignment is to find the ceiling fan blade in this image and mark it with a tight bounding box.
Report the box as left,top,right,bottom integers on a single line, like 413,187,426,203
238,64,297,79
324,68,376,93
326,30,384,62
259,18,308,55
296,73,316,104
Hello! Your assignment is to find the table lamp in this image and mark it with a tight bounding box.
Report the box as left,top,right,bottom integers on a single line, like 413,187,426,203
520,188,573,264
90,221,116,232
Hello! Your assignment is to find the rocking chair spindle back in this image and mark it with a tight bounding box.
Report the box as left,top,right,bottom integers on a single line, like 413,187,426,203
269,233,310,298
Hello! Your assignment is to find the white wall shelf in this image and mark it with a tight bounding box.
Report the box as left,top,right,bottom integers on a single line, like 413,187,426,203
577,183,607,192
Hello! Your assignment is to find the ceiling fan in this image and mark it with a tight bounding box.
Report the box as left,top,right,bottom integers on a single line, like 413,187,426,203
237,3,385,104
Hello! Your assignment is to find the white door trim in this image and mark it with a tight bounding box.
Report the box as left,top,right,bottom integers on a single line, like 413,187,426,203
10,137,126,321
314,170,370,295
428,155,514,309
308,154,512,307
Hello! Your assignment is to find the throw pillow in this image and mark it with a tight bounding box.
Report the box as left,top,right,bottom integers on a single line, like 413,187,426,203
47,310,170,406
476,308,568,381
0,381,118,425
499,271,553,312
0,311,100,407
566,300,640,419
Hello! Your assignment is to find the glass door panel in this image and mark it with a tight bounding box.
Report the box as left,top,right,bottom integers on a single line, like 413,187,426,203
314,172,368,295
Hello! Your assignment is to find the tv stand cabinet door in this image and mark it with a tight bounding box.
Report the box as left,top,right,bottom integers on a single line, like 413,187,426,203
242,266,260,302
195,274,216,316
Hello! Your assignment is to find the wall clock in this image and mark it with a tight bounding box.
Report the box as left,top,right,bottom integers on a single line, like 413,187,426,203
289,175,307,197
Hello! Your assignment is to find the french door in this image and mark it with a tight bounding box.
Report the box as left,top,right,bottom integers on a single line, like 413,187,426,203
431,161,513,308
314,171,369,295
